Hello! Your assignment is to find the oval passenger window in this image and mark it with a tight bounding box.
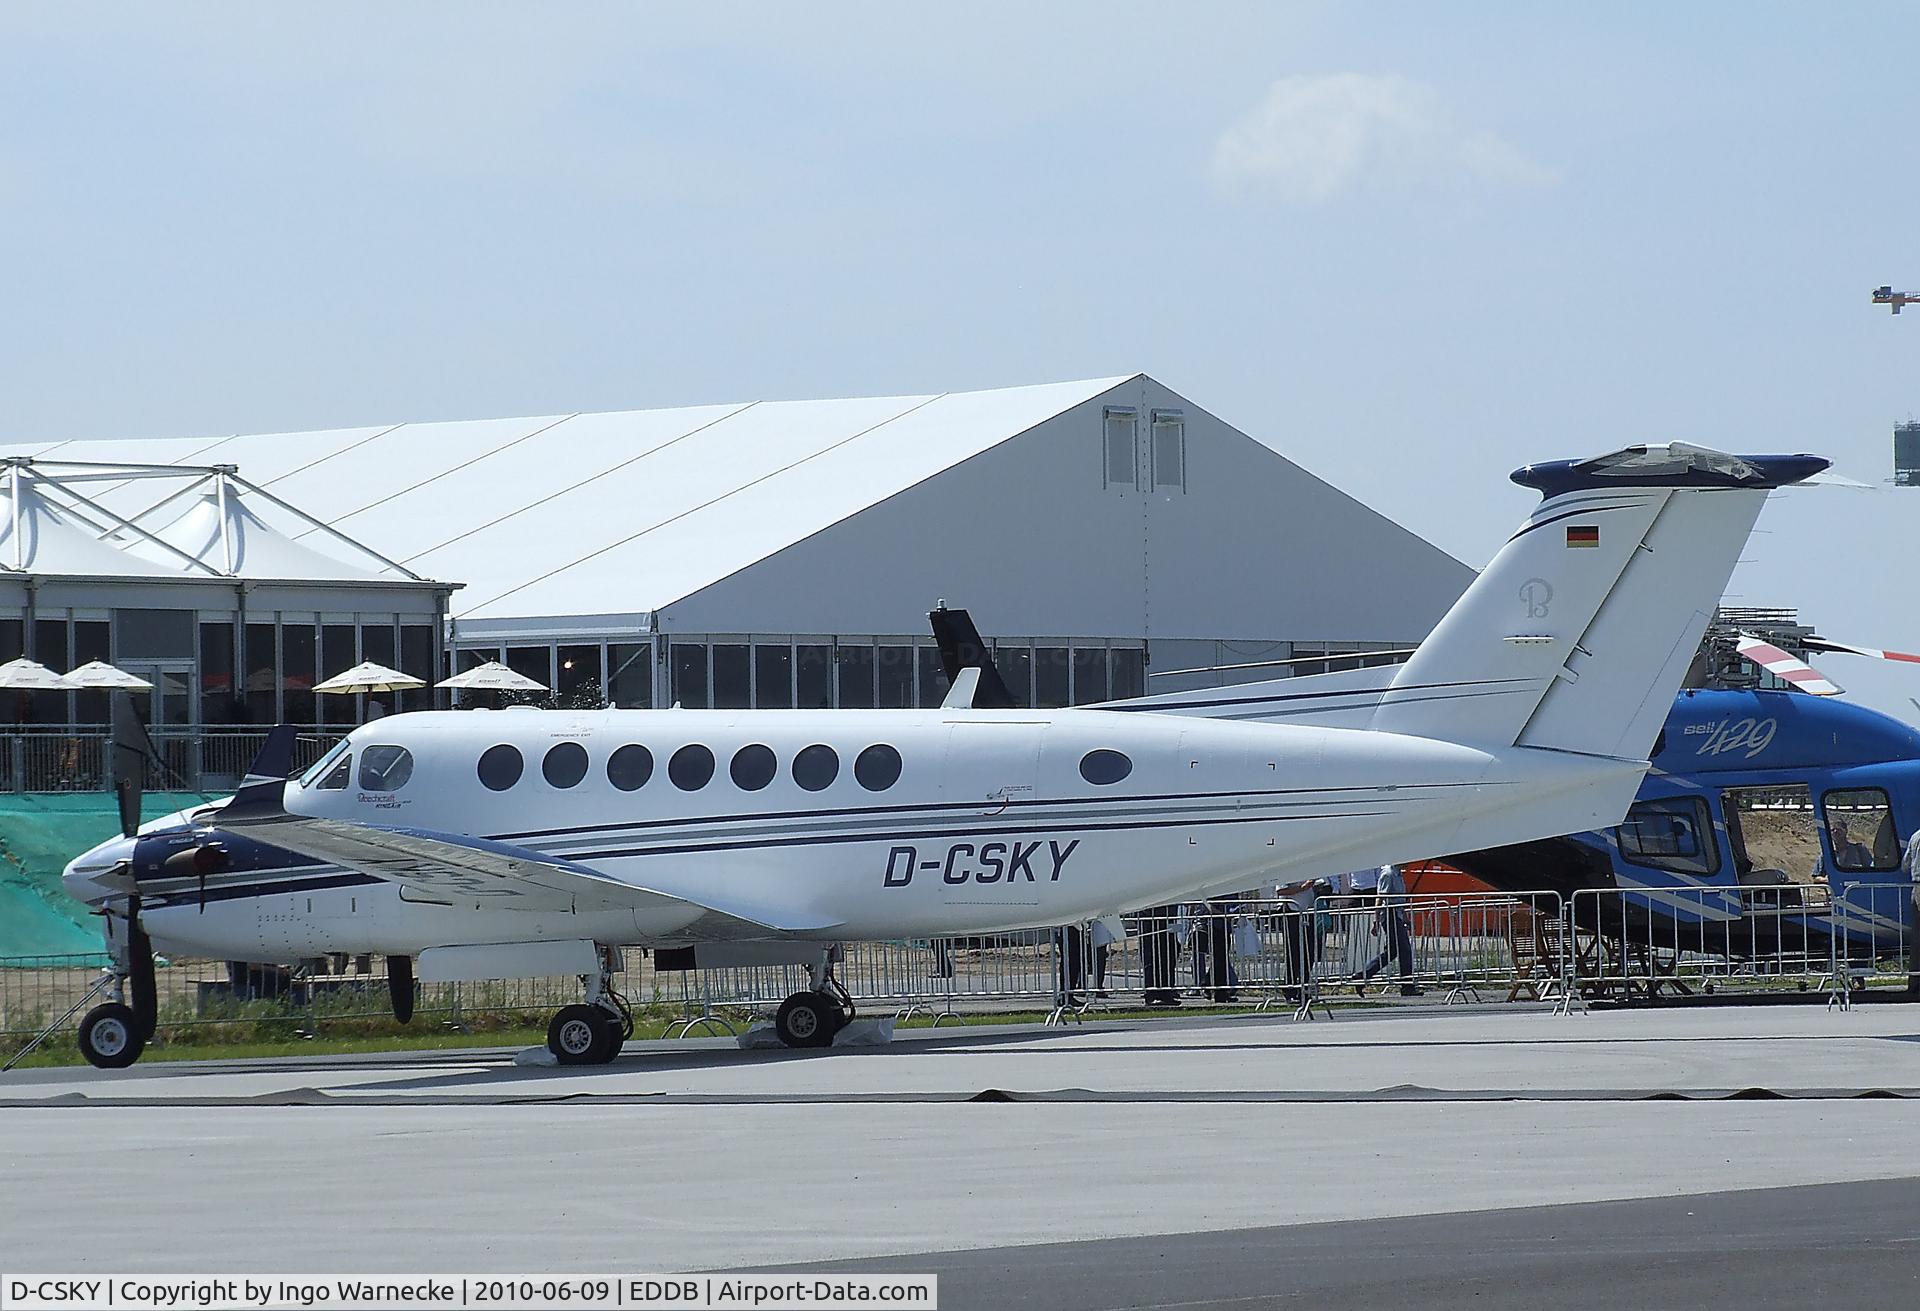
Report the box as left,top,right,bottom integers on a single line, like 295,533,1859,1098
792,744,839,791
1079,749,1133,786
543,742,589,789
731,744,777,791
670,744,716,791
477,744,524,792
607,744,653,791
854,744,902,792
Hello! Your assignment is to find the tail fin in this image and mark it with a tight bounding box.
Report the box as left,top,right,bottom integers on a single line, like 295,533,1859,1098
1116,443,1826,758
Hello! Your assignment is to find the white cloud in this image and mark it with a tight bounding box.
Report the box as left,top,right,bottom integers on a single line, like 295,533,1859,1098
1210,73,1558,202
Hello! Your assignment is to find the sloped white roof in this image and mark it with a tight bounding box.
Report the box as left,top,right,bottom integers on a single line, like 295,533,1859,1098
6,377,1133,619
124,488,387,581
0,471,166,577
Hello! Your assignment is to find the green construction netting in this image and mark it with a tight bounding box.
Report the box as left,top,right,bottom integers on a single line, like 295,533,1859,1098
0,792,211,960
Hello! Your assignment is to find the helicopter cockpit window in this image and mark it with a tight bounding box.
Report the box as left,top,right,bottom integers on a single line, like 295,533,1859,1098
1821,788,1901,872
1616,797,1719,877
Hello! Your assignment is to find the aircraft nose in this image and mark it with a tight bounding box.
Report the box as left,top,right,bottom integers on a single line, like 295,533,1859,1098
62,836,137,906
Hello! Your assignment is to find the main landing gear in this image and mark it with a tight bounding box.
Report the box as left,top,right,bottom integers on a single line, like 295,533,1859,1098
545,947,634,1066
773,949,856,1049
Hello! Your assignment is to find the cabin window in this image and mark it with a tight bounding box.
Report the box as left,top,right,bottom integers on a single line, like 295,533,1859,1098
358,745,414,792
669,744,716,791
854,743,902,791
730,744,777,791
477,744,524,791
1821,788,1901,872
316,753,353,791
542,742,589,789
607,744,653,791
1079,749,1133,786
793,743,838,791
1721,784,1823,888
1616,797,1717,876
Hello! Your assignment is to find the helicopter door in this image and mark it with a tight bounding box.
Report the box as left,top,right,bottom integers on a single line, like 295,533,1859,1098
1720,783,1831,914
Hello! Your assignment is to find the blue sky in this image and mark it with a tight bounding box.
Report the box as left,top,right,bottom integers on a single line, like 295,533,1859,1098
3,3,1917,700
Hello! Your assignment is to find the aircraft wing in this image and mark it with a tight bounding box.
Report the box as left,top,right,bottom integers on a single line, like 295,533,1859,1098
216,729,843,938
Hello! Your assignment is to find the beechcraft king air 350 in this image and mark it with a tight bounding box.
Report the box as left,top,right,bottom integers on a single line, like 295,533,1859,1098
58,443,1826,1067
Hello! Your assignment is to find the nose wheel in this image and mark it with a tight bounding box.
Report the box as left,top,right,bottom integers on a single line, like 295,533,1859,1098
78,1001,145,1070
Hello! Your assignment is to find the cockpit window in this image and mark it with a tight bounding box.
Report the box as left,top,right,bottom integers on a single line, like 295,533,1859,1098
316,754,353,790
298,739,352,788
1616,797,1718,877
358,745,414,792
1821,788,1901,872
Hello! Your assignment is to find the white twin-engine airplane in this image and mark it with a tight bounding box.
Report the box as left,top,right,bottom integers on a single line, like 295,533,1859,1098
59,443,1826,1068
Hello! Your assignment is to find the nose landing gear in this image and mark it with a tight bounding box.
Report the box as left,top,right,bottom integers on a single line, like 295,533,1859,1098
78,1001,145,1069
544,947,634,1066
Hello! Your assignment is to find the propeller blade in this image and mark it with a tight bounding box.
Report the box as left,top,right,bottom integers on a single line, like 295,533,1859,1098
109,690,160,839
388,955,415,1024
126,895,157,1041
1734,635,1843,696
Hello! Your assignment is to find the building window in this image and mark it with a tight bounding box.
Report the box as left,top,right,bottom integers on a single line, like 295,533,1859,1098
244,621,277,724
796,644,833,709
730,744,777,791
793,743,838,791
200,621,237,726
283,621,318,725
1103,408,1137,489
1035,646,1070,709
557,645,604,709
607,744,653,791
398,624,435,711
998,642,1033,708
1151,410,1185,491
877,645,915,708
755,644,793,709
607,643,653,708
359,745,414,792
669,744,716,790
1111,648,1145,700
505,645,552,700
836,644,875,709
713,643,751,709
916,646,949,707
477,744,524,791
542,742,589,789
854,744,903,791
1071,648,1109,705
670,642,708,708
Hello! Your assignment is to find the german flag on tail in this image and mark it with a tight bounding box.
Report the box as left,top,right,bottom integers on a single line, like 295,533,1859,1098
1565,525,1599,548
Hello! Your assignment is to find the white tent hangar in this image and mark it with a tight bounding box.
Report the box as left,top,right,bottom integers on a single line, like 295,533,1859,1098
3,374,1473,714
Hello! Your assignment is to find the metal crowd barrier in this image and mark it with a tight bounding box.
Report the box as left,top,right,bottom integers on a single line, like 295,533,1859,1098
1563,880,1919,1006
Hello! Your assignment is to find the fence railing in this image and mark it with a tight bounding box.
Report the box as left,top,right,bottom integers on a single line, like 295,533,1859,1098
0,727,350,793
5,885,1912,1046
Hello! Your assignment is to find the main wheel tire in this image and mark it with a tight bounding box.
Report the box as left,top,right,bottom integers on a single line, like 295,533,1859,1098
774,992,837,1048
594,1011,626,1064
548,1004,614,1065
78,1002,145,1070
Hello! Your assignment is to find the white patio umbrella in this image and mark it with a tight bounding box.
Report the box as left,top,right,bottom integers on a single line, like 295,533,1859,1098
313,661,427,695
437,660,547,692
0,658,78,689
62,660,155,690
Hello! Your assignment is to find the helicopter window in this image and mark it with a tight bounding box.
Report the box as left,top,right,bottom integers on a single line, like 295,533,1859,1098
1616,797,1718,877
1721,784,1823,888
357,745,414,792
316,754,353,791
1820,789,1901,872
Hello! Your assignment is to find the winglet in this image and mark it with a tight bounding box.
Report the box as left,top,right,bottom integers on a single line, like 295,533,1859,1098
220,724,298,822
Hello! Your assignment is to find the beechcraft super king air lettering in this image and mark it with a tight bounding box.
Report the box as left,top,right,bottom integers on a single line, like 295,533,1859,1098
59,443,1826,1066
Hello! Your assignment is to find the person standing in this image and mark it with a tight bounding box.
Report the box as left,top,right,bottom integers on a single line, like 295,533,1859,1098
1905,831,1920,997
1277,876,1325,1002
1361,863,1420,997
1139,904,1182,1006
